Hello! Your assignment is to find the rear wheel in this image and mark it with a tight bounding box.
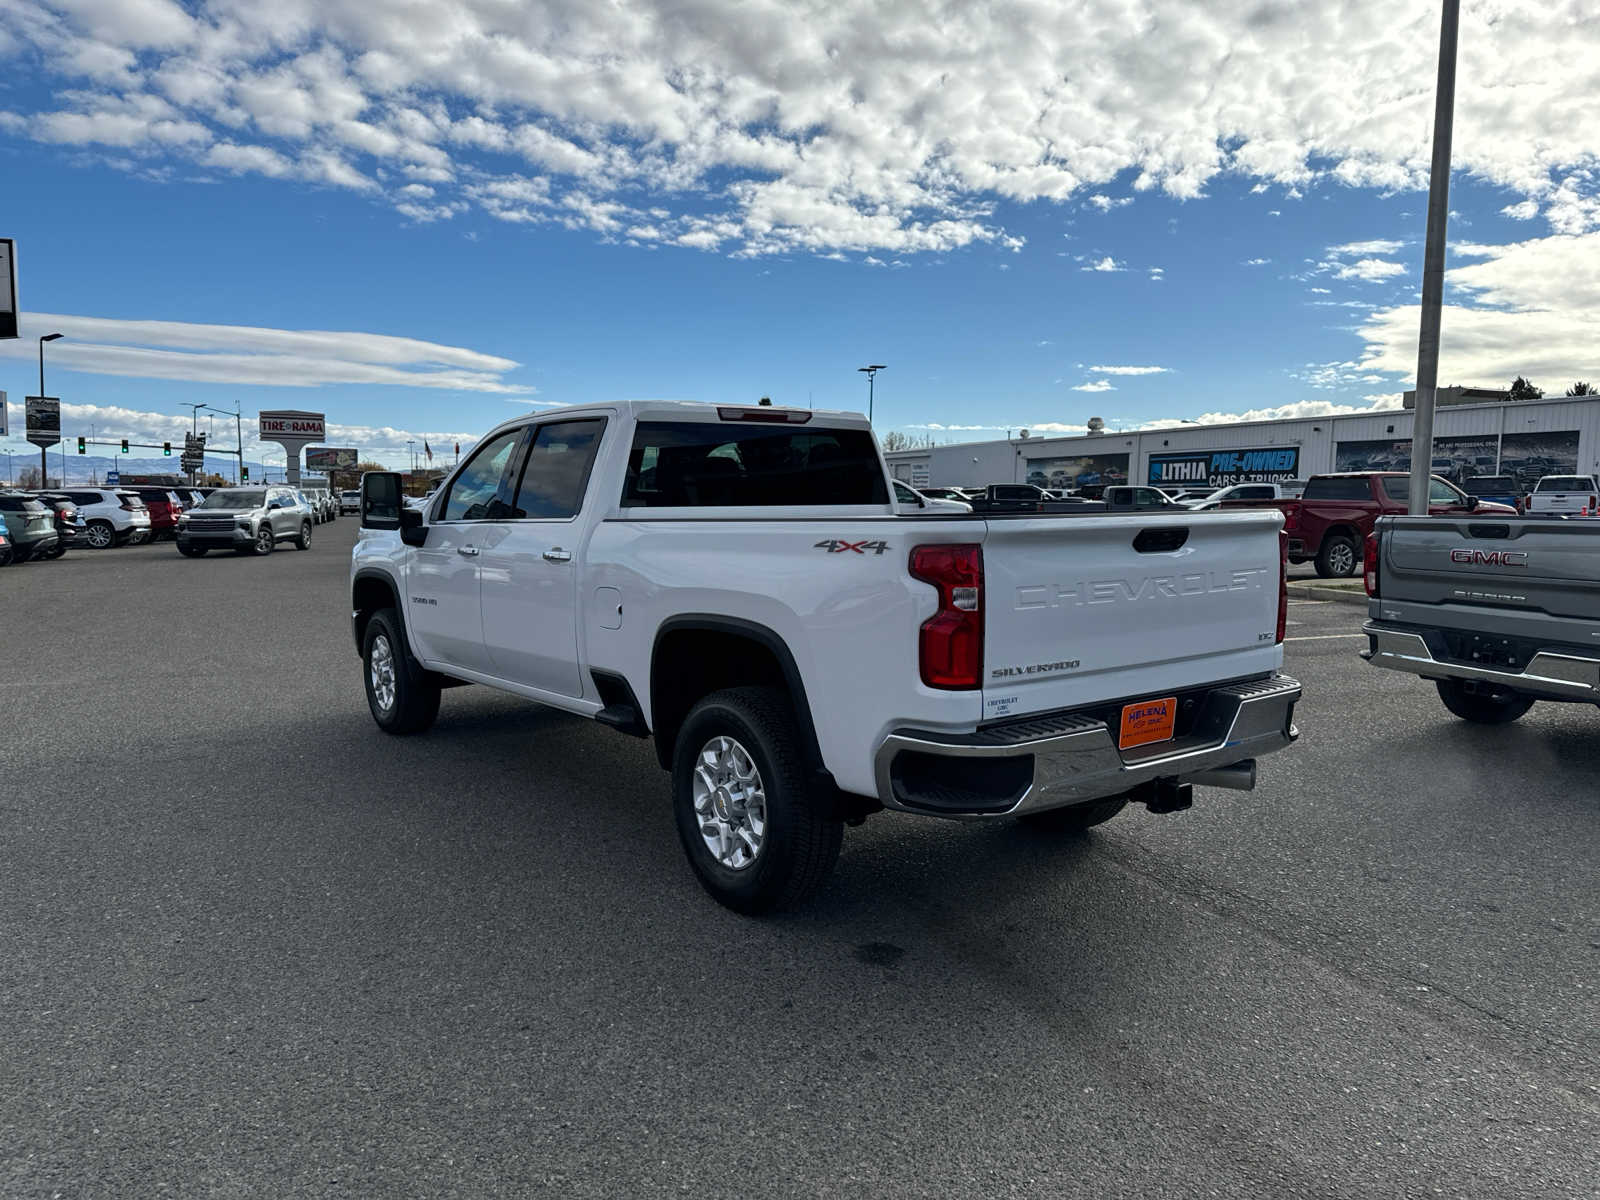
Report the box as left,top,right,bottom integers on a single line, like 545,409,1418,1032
296,521,312,550
1315,535,1359,578
85,520,115,550
252,525,274,555
362,608,441,734
1436,679,1534,724
1017,796,1128,833
672,686,843,914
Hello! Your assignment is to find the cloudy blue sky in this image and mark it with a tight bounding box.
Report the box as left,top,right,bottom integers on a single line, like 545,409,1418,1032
2,0,1599,469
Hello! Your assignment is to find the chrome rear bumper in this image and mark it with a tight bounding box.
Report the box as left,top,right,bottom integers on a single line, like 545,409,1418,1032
874,674,1301,820
1362,623,1600,702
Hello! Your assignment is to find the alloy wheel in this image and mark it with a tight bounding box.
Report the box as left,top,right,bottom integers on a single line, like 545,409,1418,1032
691,735,768,871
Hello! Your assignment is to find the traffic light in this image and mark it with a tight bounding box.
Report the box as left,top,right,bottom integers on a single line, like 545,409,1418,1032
77,436,85,454
163,441,171,456
241,466,249,480
120,439,129,453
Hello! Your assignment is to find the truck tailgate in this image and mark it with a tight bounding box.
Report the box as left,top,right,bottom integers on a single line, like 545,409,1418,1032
980,511,1284,720
1376,516,1600,623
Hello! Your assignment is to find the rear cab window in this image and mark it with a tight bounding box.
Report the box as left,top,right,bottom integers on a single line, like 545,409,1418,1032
622,420,889,508
1303,476,1374,501
1535,477,1595,491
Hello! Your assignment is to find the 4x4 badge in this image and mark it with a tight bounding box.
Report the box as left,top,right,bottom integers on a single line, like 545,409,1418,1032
814,539,890,555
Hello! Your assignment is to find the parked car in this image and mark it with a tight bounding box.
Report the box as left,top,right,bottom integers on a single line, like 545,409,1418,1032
1102,485,1185,509
58,488,152,548
1189,481,1307,510
1459,475,1524,512
916,486,968,502
1364,514,1600,723
350,400,1301,913
892,479,972,512
119,486,186,540
30,492,87,556
297,486,336,523
176,486,315,556
0,493,63,562
0,527,11,567
339,489,362,515
1524,474,1599,516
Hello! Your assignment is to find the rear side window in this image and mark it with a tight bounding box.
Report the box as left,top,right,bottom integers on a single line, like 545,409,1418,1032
1379,477,1408,500
68,491,101,505
510,419,605,518
1306,476,1375,501
622,421,889,507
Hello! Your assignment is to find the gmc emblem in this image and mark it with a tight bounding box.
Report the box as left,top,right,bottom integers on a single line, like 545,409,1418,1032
1449,549,1528,567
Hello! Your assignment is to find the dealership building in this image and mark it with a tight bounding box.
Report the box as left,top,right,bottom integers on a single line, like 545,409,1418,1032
882,394,1600,494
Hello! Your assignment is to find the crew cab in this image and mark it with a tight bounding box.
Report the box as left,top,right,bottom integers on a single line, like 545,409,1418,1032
1241,472,1516,578
1525,474,1599,517
351,402,1302,912
1362,515,1600,723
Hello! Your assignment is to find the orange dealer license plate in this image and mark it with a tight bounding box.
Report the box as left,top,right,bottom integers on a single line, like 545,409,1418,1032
1119,696,1177,750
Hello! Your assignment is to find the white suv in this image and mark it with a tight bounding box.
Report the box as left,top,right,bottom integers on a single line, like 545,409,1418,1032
60,488,153,548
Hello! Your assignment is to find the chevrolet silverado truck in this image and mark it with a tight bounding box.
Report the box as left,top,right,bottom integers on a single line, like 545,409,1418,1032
1232,472,1516,579
1525,474,1599,517
1362,515,1600,723
351,401,1302,912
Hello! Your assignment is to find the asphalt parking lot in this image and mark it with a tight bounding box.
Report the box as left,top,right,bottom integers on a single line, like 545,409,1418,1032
3,525,1597,1198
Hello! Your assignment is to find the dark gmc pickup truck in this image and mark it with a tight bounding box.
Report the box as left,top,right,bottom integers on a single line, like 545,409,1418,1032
1226,472,1516,578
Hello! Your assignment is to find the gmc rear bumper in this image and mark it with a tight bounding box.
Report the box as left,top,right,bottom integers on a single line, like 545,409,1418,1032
873,674,1301,820
1362,622,1600,702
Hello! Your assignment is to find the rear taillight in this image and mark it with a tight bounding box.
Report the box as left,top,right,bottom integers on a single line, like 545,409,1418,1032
1364,531,1380,597
1276,529,1288,645
1283,505,1300,534
909,543,983,689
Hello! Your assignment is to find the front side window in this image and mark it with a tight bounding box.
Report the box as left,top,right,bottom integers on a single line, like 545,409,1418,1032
510,420,606,519
1429,478,1465,505
440,428,523,521
622,421,889,507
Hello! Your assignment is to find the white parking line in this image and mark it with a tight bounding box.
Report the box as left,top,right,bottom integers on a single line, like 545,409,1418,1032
1285,633,1367,642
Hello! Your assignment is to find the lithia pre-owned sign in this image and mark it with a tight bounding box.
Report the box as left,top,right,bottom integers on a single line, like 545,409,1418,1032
1148,447,1301,488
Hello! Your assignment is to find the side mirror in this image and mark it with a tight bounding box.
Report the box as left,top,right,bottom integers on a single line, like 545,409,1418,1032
1466,495,1480,511
400,506,427,547
361,472,402,530
267,499,284,510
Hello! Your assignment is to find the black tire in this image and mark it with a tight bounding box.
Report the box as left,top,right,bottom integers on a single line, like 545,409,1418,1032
296,521,312,551
671,686,843,914
251,525,275,556
1017,796,1128,833
1315,535,1359,578
1436,679,1534,725
85,520,116,550
362,608,441,735
177,544,208,557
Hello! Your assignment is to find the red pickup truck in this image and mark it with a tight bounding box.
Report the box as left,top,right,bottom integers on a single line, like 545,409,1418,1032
1228,472,1516,577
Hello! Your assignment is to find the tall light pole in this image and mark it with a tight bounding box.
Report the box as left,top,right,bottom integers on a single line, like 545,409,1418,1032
38,332,62,486
857,364,886,424
1408,0,1460,516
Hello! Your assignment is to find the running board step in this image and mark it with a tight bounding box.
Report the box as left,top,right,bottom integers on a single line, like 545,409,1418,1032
595,703,649,738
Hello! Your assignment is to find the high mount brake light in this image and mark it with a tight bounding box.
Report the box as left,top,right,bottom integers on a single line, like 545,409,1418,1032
715,407,813,424
909,543,983,689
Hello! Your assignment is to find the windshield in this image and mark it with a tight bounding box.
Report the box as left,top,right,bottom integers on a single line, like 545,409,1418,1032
199,489,265,509
1536,477,1593,491
1463,477,1515,494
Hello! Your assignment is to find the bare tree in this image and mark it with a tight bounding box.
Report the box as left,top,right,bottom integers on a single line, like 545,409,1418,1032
17,466,43,489
878,430,936,451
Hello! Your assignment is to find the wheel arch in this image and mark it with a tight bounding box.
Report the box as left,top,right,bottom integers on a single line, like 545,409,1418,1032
649,615,825,777
352,568,406,655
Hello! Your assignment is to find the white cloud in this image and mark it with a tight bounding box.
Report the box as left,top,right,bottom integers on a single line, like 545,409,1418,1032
1309,287,1331,294
1243,257,1271,266
1071,380,1115,392
1084,256,1125,273
1334,258,1408,283
1327,239,1404,257
1089,365,1170,376
1502,199,1539,221
7,0,1597,256
0,312,533,394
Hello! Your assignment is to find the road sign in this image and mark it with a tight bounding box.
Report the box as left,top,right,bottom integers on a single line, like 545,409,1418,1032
106,469,119,484
259,411,325,439
25,396,60,447
0,238,16,340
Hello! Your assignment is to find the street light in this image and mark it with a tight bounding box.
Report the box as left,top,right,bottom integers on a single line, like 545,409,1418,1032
38,333,62,486
857,364,887,424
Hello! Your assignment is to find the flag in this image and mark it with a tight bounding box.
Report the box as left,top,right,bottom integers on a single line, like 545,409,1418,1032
424,440,433,462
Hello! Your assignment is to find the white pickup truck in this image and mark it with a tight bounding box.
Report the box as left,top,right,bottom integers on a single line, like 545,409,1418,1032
351,401,1301,912
1525,474,1599,516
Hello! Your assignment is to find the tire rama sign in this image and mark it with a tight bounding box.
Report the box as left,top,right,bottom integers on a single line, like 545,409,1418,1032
1148,447,1301,489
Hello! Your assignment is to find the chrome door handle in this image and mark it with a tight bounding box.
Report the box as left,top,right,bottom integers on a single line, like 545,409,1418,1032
457,545,479,557
543,547,572,563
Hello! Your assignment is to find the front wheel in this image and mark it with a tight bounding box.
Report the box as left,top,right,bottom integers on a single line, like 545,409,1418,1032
1017,796,1128,833
1436,679,1534,724
362,608,441,734
672,687,843,914
296,521,312,550
252,525,275,555
1315,535,1359,578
